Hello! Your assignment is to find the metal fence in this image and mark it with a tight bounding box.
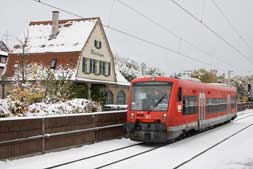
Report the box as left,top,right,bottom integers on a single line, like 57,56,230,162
0,110,127,159
237,102,253,111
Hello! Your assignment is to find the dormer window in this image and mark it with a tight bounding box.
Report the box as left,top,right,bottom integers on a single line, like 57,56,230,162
50,59,57,69
0,56,7,63
94,40,102,49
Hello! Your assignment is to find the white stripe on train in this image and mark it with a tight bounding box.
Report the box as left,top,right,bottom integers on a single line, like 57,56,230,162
168,113,236,132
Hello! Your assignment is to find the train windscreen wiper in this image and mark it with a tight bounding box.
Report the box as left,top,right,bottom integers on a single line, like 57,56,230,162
147,93,167,114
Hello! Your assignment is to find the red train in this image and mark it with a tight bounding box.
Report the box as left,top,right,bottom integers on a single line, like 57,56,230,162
126,77,237,143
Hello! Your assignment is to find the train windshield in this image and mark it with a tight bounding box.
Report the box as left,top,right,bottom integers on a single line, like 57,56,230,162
130,82,172,111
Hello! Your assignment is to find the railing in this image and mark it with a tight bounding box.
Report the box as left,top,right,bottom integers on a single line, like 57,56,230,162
237,102,253,111
0,110,127,159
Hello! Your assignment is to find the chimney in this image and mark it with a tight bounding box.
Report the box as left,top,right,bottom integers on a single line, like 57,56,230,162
50,11,59,39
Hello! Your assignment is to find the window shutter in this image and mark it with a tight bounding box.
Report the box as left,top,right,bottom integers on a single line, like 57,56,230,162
82,57,86,73
108,63,111,76
99,61,103,75
102,62,106,76
90,59,93,73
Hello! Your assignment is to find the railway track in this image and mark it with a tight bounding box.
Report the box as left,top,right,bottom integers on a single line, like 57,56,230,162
95,114,253,169
171,114,253,169
94,144,166,169
44,112,253,169
44,143,143,169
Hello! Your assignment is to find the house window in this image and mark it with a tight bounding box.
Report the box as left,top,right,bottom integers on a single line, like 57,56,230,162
104,62,111,76
95,60,100,75
94,40,102,49
0,56,6,63
90,59,93,73
117,90,126,105
105,90,113,104
50,59,57,69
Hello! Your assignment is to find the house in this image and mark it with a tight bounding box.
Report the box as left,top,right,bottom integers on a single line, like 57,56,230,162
2,11,130,104
0,41,9,98
0,51,8,77
0,40,9,76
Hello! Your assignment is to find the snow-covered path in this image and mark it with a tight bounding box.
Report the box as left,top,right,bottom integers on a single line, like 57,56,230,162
1,110,253,169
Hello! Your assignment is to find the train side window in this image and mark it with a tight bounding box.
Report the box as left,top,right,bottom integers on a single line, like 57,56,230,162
207,98,226,113
177,87,182,101
183,96,198,115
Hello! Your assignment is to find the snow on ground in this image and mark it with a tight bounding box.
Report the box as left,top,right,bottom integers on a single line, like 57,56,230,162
0,139,138,169
181,125,253,169
0,110,253,169
106,111,253,169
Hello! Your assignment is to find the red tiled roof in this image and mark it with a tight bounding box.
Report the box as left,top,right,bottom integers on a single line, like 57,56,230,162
3,51,80,78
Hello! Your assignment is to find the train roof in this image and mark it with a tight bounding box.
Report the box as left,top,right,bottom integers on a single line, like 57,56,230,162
131,76,237,93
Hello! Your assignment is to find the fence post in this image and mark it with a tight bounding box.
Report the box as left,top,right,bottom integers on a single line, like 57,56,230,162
42,117,45,154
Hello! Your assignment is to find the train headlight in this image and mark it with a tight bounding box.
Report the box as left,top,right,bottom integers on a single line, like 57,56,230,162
163,113,167,120
130,112,134,119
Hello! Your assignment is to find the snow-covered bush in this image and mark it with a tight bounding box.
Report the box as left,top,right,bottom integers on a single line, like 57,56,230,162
42,66,76,103
0,99,101,117
8,82,45,105
0,99,25,117
26,99,101,116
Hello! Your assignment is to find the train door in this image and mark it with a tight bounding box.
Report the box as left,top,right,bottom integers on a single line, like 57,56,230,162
227,95,231,114
199,93,205,130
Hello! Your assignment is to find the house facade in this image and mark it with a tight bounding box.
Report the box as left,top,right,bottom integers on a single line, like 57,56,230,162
0,41,9,98
0,51,8,77
2,11,129,104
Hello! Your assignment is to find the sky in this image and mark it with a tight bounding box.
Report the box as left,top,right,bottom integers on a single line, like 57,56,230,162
0,0,253,76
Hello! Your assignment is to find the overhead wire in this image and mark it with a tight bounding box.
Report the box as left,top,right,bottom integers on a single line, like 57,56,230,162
117,0,235,71
107,0,117,27
211,0,253,53
34,0,229,71
169,0,253,65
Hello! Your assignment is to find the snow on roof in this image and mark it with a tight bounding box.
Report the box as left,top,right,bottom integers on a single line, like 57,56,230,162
0,63,6,68
178,75,201,82
0,51,7,56
74,77,130,86
12,18,98,53
115,66,130,85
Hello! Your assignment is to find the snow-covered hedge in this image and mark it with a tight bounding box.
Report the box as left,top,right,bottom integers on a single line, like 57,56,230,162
0,99,101,117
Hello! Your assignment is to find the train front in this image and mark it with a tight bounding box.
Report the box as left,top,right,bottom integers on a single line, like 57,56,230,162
126,78,173,143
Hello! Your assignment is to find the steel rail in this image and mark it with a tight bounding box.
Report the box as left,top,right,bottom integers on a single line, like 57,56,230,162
94,144,165,169
44,143,144,169
94,113,253,169
172,123,253,169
